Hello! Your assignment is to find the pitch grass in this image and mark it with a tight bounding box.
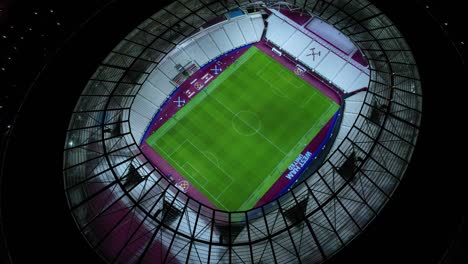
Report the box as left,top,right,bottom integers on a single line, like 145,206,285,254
147,46,339,211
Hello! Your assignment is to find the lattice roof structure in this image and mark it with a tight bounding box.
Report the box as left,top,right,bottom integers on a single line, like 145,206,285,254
61,1,422,263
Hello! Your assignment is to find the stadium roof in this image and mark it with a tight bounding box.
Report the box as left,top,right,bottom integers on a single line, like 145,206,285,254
0,0,465,263
62,1,423,262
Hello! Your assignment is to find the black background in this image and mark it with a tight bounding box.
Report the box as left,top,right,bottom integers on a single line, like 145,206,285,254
1,0,466,263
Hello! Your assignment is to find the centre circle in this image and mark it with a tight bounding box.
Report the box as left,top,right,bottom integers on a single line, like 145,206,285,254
232,111,261,136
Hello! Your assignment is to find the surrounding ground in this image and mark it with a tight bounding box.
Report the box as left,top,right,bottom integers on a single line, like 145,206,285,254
146,46,339,211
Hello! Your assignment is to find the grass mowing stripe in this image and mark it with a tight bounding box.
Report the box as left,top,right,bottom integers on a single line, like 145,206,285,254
147,46,339,211
207,94,287,155
151,47,258,143
158,141,229,209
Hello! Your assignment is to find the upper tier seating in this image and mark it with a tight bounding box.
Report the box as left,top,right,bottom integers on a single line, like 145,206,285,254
266,14,370,94
131,14,265,144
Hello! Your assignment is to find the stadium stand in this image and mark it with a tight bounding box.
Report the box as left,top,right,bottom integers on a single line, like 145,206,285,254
196,34,222,61
209,29,234,54
157,58,179,80
251,14,266,40
326,91,365,158
306,18,357,55
223,22,247,48
349,73,370,93
266,15,296,47
131,10,372,152
137,82,167,108
177,14,263,68
332,63,362,90
282,30,313,58
237,16,259,43
130,94,160,141
167,48,192,71
129,14,265,143
51,1,425,263
181,39,210,67
315,52,347,81
298,40,330,68
266,12,370,94
147,69,176,95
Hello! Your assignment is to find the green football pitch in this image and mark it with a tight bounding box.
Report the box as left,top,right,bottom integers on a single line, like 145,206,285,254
146,46,339,211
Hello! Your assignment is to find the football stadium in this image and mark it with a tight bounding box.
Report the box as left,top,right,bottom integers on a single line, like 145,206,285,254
146,46,339,211
62,2,413,261
0,0,465,263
